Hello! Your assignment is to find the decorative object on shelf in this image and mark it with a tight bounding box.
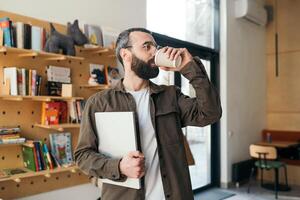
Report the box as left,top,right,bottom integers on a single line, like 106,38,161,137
107,66,121,86
45,20,88,56
67,20,89,46
88,74,99,86
49,132,73,167
84,24,103,46
61,84,74,97
92,69,106,84
88,64,106,85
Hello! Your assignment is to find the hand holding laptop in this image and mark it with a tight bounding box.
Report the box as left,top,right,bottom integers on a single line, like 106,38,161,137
120,151,145,178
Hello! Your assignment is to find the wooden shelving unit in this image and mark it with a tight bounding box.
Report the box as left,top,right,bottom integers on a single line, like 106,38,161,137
0,10,117,199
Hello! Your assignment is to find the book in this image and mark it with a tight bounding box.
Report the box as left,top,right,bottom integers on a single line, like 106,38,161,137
21,68,27,96
31,70,37,96
42,143,54,170
25,69,29,95
47,66,71,83
0,127,21,135
17,68,23,95
102,27,119,48
0,137,25,144
22,143,37,171
49,132,73,166
2,168,28,176
15,22,24,49
36,75,42,96
0,28,3,45
33,141,44,171
41,102,60,125
94,112,140,189
31,26,42,51
0,17,12,47
68,101,77,123
0,133,20,139
3,67,18,95
10,21,17,47
84,24,103,46
23,23,31,49
59,101,68,123
46,81,62,96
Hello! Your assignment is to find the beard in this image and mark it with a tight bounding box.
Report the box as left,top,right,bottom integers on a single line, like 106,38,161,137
131,55,159,80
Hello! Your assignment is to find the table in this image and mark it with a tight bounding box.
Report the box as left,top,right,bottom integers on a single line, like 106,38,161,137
256,141,298,148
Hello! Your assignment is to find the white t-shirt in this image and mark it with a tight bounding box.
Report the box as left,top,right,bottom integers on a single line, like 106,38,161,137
127,87,165,200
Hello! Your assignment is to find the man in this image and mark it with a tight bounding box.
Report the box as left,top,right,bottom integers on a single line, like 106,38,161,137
75,28,222,200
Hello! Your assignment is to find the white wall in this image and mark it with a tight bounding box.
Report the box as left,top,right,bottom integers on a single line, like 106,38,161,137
220,0,266,186
1,0,146,31
1,0,146,199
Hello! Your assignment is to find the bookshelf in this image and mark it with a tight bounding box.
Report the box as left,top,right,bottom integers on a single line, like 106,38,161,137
0,10,117,199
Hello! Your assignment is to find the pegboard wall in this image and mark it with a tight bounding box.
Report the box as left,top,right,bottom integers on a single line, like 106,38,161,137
0,10,116,199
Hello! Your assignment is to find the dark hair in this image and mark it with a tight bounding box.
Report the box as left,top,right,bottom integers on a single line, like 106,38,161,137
115,28,152,66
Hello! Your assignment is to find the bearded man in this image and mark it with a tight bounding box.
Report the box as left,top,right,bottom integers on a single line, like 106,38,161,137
75,28,222,200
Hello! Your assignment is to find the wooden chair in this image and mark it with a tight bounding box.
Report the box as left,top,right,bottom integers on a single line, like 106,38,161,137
248,144,289,199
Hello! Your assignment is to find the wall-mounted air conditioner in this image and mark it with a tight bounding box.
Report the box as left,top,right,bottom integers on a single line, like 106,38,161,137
235,0,267,26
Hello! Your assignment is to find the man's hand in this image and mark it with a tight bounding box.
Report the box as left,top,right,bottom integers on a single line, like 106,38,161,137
159,47,193,71
119,151,145,178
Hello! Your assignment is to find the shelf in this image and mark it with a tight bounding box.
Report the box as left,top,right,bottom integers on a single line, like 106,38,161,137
34,123,80,132
0,46,84,62
0,143,25,147
77,46,115,58
81,84,110,90
0,95,84,102
0,165,78,182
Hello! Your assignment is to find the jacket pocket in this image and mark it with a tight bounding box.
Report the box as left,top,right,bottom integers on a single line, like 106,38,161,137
155,104,182,145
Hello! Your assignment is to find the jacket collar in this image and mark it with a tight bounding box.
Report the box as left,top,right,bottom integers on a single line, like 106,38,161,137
113,79,165,94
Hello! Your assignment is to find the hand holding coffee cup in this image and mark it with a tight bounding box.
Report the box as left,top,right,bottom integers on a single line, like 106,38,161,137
155,47,193,71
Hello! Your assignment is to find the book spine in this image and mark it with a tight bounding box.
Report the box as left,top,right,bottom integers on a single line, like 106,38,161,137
17,68,23,96
33,141,42,171
31,70,37,96
0,18,12,47
43,144,54,170
16,22,24,49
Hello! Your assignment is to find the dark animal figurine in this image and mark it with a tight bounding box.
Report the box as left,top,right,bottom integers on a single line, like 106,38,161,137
45,20,88,56
91,69,106,84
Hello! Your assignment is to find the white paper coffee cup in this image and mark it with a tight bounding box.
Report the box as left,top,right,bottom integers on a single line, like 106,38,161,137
155,49,182,68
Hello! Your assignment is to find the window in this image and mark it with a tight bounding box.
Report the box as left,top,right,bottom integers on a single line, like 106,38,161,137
147,0,216,48
148,0,220,191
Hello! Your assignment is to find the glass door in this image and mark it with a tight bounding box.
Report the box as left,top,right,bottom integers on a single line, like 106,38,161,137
181,60,212,189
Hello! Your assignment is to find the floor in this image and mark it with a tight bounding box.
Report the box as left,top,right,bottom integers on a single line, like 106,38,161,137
223,181,300,200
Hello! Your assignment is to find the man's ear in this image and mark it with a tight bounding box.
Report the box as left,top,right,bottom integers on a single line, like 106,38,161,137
120,48,132,64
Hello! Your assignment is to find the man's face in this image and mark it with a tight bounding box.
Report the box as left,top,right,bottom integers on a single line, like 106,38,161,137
127,31,160,80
